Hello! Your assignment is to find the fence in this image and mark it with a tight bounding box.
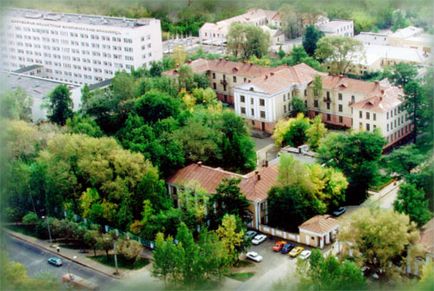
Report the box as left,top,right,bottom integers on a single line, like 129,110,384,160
258,224,300,243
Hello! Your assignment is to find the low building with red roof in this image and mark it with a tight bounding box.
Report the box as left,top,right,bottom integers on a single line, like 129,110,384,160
298,215,339,249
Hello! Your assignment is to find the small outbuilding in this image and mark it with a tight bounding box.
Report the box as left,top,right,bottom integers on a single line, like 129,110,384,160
298,215,339,249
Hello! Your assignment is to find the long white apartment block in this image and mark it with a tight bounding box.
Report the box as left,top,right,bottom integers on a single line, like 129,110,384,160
1,8,163,85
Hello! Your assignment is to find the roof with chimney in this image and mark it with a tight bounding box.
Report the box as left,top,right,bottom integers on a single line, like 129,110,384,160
164,58,282,78
299,215,339,235
167,159,280,202
236,63,324,95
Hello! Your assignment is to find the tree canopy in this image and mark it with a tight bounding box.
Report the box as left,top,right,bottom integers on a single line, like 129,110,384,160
227,23,270,59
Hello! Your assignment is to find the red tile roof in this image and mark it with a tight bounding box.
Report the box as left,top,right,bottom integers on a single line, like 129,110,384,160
167,161,280,202
299,215,339,234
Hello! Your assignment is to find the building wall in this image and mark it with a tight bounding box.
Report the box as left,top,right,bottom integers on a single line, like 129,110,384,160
2,12,163,85
208,70,254,104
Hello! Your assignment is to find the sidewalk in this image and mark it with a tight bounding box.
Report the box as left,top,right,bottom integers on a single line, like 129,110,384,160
5,229,121,279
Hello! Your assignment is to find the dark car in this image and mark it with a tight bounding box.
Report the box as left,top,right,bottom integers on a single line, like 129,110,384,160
332,207,346,217
280,243,295,254
48,257,63,267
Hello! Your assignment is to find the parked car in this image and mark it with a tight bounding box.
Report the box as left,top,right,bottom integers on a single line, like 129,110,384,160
272,241,287,252
299,250,311,260
252,234,267,245
48,257,63,267
246,251,263,262
245,230,257,241
332,207,346,217
289,246,304,257
280,243,295,254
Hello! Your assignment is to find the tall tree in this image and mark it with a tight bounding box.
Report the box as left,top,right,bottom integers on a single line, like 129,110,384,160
302,25,324,56
290,96,307,116
394,183,432,226
216,214,245,265
45,84,73,126
315,36,363,75
339,207,419,278
404,80,424,143
306,115,327,150
0,88,32,121
227,23,270,59
386,63,418,87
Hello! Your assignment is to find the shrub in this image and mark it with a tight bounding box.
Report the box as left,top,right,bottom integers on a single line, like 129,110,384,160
22,212,38,224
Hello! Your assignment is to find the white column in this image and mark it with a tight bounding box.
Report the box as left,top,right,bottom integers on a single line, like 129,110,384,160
320,237,324,249
326,232,330,244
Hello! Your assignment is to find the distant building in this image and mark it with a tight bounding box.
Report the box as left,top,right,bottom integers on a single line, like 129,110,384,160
354,31,390,46
317,19,354,37
387,26,432,53
1,8,163,85
198,9,284,46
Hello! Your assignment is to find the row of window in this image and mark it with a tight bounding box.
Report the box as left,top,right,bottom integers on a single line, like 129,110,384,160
240,107,266,119
239,95,265,106
386,115,407,132
386,105,404,119
359,110,377,121
387,125,411,144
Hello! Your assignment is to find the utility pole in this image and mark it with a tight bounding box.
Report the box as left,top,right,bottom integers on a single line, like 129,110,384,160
42,215,53,247
113,229,119,275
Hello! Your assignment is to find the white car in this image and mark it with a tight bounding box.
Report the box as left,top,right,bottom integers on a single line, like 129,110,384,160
299,250,311,260
246,251,263,262
251,234,267,245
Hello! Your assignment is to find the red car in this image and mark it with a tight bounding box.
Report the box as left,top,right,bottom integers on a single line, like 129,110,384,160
272,241,287,252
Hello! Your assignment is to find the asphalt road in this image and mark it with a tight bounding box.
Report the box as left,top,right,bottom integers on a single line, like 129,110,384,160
5,234,115,289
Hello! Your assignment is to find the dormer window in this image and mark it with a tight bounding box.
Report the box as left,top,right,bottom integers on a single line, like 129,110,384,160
250,87,254,91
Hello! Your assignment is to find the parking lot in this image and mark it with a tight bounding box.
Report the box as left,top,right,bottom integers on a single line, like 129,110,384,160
234,237,311,290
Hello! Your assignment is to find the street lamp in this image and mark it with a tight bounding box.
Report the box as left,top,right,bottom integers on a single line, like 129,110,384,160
68,255,77,280
41,215,53,247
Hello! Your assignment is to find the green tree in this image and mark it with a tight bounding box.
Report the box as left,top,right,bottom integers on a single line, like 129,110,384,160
318,131,385,203
386,63,418,87
384,144,425,177
45,84,73,126
279,4,302,39
283,113,311,147
302,25,324,56
0,88,32,121
306,115,327,150
66,114,103,137
339,207,419,277
315,36,363,75
391,9,411,32
312,75,323,98
22,211,38,224
152,233,180,284
172,45,187,66
209,178,250,226
149,61,163,77
216,214,245,265
290,96,307,116
116,239,143,262
404,80,424,143
227,23,270,59
297,249,366,290
394,183,432,226
134,90,181,123
84,230,99,256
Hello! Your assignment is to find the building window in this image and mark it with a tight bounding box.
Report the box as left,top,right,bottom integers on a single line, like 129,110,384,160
314,100,319,108
251,98,254,105
359,111,362,118
326,91,330,98
240,95,245,103
223,74,226,80
366,112,370,120
260,111,266,118
338,93,342,100
212,73,216,79
223,85,227,91
374,125,376,129
387,124,389,131
260,99,265,106
326,103,330,110
213,83,216,89
241,107,246,114
351,95,355,103
338,104,343,112
284,105,287,113
339,116,343,123
251,108,254,116
366,123,370,131
327,114,331,121
373,113,376,121
233,76,236,83
304,90,307,96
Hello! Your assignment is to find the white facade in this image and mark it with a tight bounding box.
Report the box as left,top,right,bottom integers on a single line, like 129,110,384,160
317,20,354,37
354,32,389,46
1,8,163,85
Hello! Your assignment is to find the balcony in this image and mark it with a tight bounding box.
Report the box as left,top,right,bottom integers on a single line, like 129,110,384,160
220,79,227,86
323,97,332,103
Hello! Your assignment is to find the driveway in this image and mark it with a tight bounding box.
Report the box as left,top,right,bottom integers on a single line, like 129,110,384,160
227,238,304,290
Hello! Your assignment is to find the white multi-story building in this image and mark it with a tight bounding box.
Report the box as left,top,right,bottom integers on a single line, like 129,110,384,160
1,8,163,85
317,19,354,37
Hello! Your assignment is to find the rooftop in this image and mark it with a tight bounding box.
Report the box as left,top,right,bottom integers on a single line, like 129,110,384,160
318,19,353,32
6,8,154,28
299,215,339,234
390,26,424,39
167,159,280,202
355,44,429,66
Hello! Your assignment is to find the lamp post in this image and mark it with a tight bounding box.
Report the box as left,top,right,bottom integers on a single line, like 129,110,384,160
41,215,53,247
68,255,77,280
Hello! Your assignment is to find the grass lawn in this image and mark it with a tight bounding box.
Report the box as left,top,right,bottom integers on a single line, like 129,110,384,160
227,272,255,282
369,175,394,192
89,254,149,270
233,260,254,268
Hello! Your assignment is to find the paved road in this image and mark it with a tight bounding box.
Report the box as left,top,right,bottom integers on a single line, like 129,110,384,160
5,234,116,289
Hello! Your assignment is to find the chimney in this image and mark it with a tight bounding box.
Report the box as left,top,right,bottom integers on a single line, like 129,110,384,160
270,72,274,76
255,170,261,181
265,75,268,80
197,161,202,166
